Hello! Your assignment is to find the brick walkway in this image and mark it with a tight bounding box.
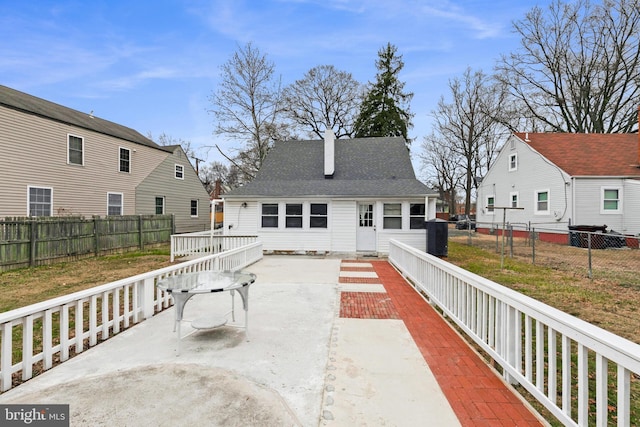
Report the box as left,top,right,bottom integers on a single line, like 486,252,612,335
339,260,544,427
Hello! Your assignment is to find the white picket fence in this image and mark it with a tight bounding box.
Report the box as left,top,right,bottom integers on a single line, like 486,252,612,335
389,239,640,427
0,242,263,392
170,230,258,262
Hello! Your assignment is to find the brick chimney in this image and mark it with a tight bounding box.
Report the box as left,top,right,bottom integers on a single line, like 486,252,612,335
324,129,335,179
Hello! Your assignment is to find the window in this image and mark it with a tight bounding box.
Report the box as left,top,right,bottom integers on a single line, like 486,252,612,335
285,203,303,228
190,200,199,217
175,164,184,179
510,192,519,208
383,203,402,229
509,153,517,171
486,196,495,214
107,192,123,215
261,203,278,228
119,148,131,173
28,186,52,216
602,188,621,213
68,135,84,165
310,203,328,228
359,204,373,227
409,203,426,229
155,197,164,215
535,190,549,214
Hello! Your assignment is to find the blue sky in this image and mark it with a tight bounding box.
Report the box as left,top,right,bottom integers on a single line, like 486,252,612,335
1,0,548,173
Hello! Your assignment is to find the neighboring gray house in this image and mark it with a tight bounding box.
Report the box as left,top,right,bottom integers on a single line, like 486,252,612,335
476,132,640,240
222,131,438,255
0,85,210,233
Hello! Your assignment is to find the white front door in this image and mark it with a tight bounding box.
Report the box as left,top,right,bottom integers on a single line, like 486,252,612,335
356,203,376,251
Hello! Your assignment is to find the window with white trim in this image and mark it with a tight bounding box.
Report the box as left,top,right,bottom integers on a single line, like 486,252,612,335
383,203,402,229
119,147,131,173
410,203,426,229
285,203,303,228
510,192,519,208
155,197,164,214
28,186,52,217
509,153,517,171
190,200,199,217
535,190,549,214
175,164,184,179
601,187,622,213
107,192,123,215
310,203,328,228
68,134,84,166
486,195,495,214
261,203,278,228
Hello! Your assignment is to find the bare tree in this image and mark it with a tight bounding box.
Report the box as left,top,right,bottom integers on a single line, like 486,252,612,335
281,65,363,139
208,43,286,181
496,0,640,133
420,132,464,215
430,68,508,215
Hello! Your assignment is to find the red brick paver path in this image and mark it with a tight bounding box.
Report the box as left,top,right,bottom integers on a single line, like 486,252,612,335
339,260,543,427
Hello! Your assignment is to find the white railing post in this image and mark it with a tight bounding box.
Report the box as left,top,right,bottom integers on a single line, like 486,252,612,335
142,277,155,319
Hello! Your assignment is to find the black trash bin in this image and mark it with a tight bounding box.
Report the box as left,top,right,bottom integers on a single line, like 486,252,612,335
426,219,448,257
568,225,608,248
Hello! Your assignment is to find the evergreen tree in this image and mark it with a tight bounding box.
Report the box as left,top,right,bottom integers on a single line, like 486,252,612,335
354,43,414,144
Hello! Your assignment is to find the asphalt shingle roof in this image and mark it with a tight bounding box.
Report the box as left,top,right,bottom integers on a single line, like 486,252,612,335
0,85,164,150
515,132,640,178
225,137,435,198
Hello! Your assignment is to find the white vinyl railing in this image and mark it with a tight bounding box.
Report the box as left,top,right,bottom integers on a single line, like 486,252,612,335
0,242,263,392
170,230,259,262
389,239,640,427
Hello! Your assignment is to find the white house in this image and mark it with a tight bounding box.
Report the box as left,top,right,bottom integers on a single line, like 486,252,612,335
221,131,439,255
476,132,640,240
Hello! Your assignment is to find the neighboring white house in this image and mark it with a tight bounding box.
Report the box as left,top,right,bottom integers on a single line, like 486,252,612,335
221,131,439,255
476,132,640,239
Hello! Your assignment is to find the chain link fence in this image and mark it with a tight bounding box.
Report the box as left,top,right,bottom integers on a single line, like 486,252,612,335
449,221,640,286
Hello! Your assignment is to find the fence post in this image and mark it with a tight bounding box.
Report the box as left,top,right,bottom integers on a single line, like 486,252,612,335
509,224,514,258
138,215,144,251
94,216,100,256
29,220,37,267
587,233,593,279
531,227,536,264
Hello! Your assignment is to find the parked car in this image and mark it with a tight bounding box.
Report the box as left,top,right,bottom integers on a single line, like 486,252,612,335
455,215,476,230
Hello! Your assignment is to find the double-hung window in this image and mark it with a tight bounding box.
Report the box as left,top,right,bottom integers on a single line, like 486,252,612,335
175,164,184,179
509,153,517,171
310,203,328,228
107,192,123,215
535,190,549,214
510,192,519,208
383,203,402,229
409,203,426,229
190,200,199,217
155,197,165,214
28,186,52,216
486,196,495,214
602,188,621,213
285,203,303,228
68,135,84,166
119,148,131,173
261,204,278,228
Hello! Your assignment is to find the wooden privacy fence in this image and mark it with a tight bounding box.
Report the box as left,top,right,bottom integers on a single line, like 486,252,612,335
0,215,175,271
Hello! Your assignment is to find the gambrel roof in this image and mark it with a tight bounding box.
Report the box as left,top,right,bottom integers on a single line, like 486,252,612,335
0,84,165,150
515,132,640,178
225,137,436,198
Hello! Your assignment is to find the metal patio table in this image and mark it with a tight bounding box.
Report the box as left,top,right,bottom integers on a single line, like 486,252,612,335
157,270,256,353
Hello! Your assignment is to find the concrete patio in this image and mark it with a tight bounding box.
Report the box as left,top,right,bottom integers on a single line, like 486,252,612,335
0,255,544,426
